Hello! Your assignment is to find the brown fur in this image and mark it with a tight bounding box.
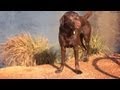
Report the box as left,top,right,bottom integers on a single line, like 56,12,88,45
55,11,92,74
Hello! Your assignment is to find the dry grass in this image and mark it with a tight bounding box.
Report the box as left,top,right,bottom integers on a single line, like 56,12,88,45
89,32,112,55
0,32,49,66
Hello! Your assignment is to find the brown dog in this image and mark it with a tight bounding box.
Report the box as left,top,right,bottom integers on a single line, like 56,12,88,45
55,11,92,74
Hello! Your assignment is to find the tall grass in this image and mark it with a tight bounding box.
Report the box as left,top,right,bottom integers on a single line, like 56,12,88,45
89,32,112,55
0,32,50,66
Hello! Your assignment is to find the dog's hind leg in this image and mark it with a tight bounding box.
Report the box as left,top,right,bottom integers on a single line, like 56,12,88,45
79,33,88,61
82,35,90,62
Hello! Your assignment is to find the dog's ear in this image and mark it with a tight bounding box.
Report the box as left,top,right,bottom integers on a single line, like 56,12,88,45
60,15,65,26
60,14,69,26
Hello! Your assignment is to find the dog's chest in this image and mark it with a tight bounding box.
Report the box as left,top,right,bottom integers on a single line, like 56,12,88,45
64,31,79,47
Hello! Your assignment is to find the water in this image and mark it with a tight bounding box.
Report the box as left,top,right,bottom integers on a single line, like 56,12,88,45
0,11,84,44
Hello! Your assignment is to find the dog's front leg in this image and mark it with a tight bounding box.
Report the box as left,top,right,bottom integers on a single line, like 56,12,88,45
73,46,82,74
55,47,66,73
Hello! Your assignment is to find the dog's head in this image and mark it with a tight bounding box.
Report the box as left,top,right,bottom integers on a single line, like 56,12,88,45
60,11,82,30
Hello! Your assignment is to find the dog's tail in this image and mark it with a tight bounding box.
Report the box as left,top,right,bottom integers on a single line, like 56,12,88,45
83,11,92,19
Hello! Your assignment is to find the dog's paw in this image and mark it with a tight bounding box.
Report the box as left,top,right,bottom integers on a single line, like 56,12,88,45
81,56,88,62
83,58,88,62
75,70,82,74
55,69,62,73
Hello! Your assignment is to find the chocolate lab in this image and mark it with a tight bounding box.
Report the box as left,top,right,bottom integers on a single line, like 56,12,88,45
55,11,92,74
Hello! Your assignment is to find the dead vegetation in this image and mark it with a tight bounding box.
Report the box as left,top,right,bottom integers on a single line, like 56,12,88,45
0,32,49,66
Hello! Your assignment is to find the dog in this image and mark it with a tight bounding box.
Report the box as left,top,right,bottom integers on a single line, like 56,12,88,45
55,11,92,74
